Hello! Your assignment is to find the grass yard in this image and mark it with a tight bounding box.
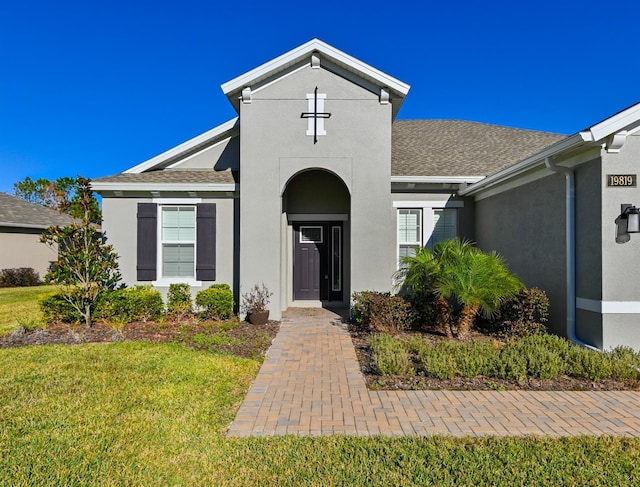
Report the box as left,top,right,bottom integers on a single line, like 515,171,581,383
1,342,640,486
0,285,58,335
1,287,640,485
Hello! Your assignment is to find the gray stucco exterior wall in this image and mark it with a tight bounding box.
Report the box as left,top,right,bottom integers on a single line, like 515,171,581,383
239,64,395,318
101,195,238,297
599,134,640,349
475,173,567,337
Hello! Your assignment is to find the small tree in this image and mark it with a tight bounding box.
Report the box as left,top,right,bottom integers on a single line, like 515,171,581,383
41,177,121,326
397,239,523,340
13,176,79,212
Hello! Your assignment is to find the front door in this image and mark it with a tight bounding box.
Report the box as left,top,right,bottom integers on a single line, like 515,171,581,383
293,222,343,301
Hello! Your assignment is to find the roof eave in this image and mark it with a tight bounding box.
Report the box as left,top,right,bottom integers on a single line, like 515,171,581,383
91,182,238,193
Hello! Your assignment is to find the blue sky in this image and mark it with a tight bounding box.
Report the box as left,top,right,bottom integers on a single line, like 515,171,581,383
1,0,639,194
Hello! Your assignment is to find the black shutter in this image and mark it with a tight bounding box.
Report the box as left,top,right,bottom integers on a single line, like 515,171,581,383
196,203,216,281
137,203,157,281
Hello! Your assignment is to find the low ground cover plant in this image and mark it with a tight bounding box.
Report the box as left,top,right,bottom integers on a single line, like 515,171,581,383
370,332,640,382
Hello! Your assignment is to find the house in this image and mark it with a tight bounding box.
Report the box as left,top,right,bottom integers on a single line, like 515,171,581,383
0,192,75,278
92,39,640,351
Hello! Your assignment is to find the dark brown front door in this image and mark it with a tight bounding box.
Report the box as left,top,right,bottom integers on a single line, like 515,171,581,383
293,222,342,301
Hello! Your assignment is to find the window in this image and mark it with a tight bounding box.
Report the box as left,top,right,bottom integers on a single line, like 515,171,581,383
397,208,422,260
300,226,323,243
432,208,458,246
161,206,196,278
396,206,460,268
137,202,216,284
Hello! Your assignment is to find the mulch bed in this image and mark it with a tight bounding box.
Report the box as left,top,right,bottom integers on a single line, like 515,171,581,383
0,319,280,360
349,326,640,391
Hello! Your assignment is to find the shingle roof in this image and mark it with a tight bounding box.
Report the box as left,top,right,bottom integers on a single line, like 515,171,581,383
392,120,567,177
93,169,237,185
0,192,75,228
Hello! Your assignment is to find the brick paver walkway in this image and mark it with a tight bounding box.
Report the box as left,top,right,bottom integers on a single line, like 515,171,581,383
227,308,640,437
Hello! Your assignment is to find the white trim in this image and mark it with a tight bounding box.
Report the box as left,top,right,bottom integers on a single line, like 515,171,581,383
331,225,341,292
584,102,640,142
123,118,239,174
221,38,410,98
91,182,237,192
393,200,464,208
152,278,203,288
156,205,197,282
305,92,327,136
577,298,640,314
288,213,349,221
391,176,484,184
299,225,323,243
152,197,202,204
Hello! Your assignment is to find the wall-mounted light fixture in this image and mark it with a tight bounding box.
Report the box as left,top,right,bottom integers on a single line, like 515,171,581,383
615,204,640,243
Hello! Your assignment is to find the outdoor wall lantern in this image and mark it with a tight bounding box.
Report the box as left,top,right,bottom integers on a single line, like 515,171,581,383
615,204,640,243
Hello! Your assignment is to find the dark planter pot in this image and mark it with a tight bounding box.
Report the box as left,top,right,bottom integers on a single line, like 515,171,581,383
247,310,269,325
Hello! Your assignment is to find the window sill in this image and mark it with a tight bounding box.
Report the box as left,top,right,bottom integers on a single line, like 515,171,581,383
152,278,203,288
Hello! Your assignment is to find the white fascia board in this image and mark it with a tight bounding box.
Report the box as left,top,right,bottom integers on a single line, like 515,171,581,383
221,39,410,98
391,176,485,184
91,182,238,192
584,102,640,142
123,118,239,174
459,134,586,196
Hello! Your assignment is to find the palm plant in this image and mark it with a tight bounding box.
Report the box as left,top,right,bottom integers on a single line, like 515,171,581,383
397,239,523,340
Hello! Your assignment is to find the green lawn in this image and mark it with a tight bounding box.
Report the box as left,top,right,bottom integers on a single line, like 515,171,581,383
0,285,58,335
1,288,639,485
1,342,639,486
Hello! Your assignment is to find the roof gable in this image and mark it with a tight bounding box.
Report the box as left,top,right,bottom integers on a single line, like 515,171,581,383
221,39,410,119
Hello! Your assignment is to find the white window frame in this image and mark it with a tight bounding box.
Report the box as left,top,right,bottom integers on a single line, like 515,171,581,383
331,226,342,292
394,200,463,269
152,199,202,287
299,225,323,243
397,208,423,266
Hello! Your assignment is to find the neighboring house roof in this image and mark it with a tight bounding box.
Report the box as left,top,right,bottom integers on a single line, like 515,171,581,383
392,120,567,178
0,192,75,229
92,169,238,192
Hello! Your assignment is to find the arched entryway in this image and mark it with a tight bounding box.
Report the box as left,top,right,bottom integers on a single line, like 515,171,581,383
282,169,350,305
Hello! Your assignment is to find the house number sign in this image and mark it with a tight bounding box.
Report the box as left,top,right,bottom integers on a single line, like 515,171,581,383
607,174,637,187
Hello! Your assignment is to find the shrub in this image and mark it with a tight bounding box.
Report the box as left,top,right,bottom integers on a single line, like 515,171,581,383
167,283,192,316
567,347,612,381
97,286,164,324
494,346,528,381
351,291,411,335
0,267,41,287
196,284,234,319
484,288,550,337
404,288,439,331
410,339,499,379
40,292,83,324
370,334,412,376
608,346,640,381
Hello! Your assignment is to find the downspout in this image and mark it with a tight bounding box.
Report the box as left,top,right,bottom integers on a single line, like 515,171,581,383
544,157,599,351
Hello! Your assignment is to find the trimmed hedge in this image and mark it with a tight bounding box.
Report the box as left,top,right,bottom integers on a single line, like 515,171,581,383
167,283,192,315
96,286,164,324
352,291,411,335
196,284,234,319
